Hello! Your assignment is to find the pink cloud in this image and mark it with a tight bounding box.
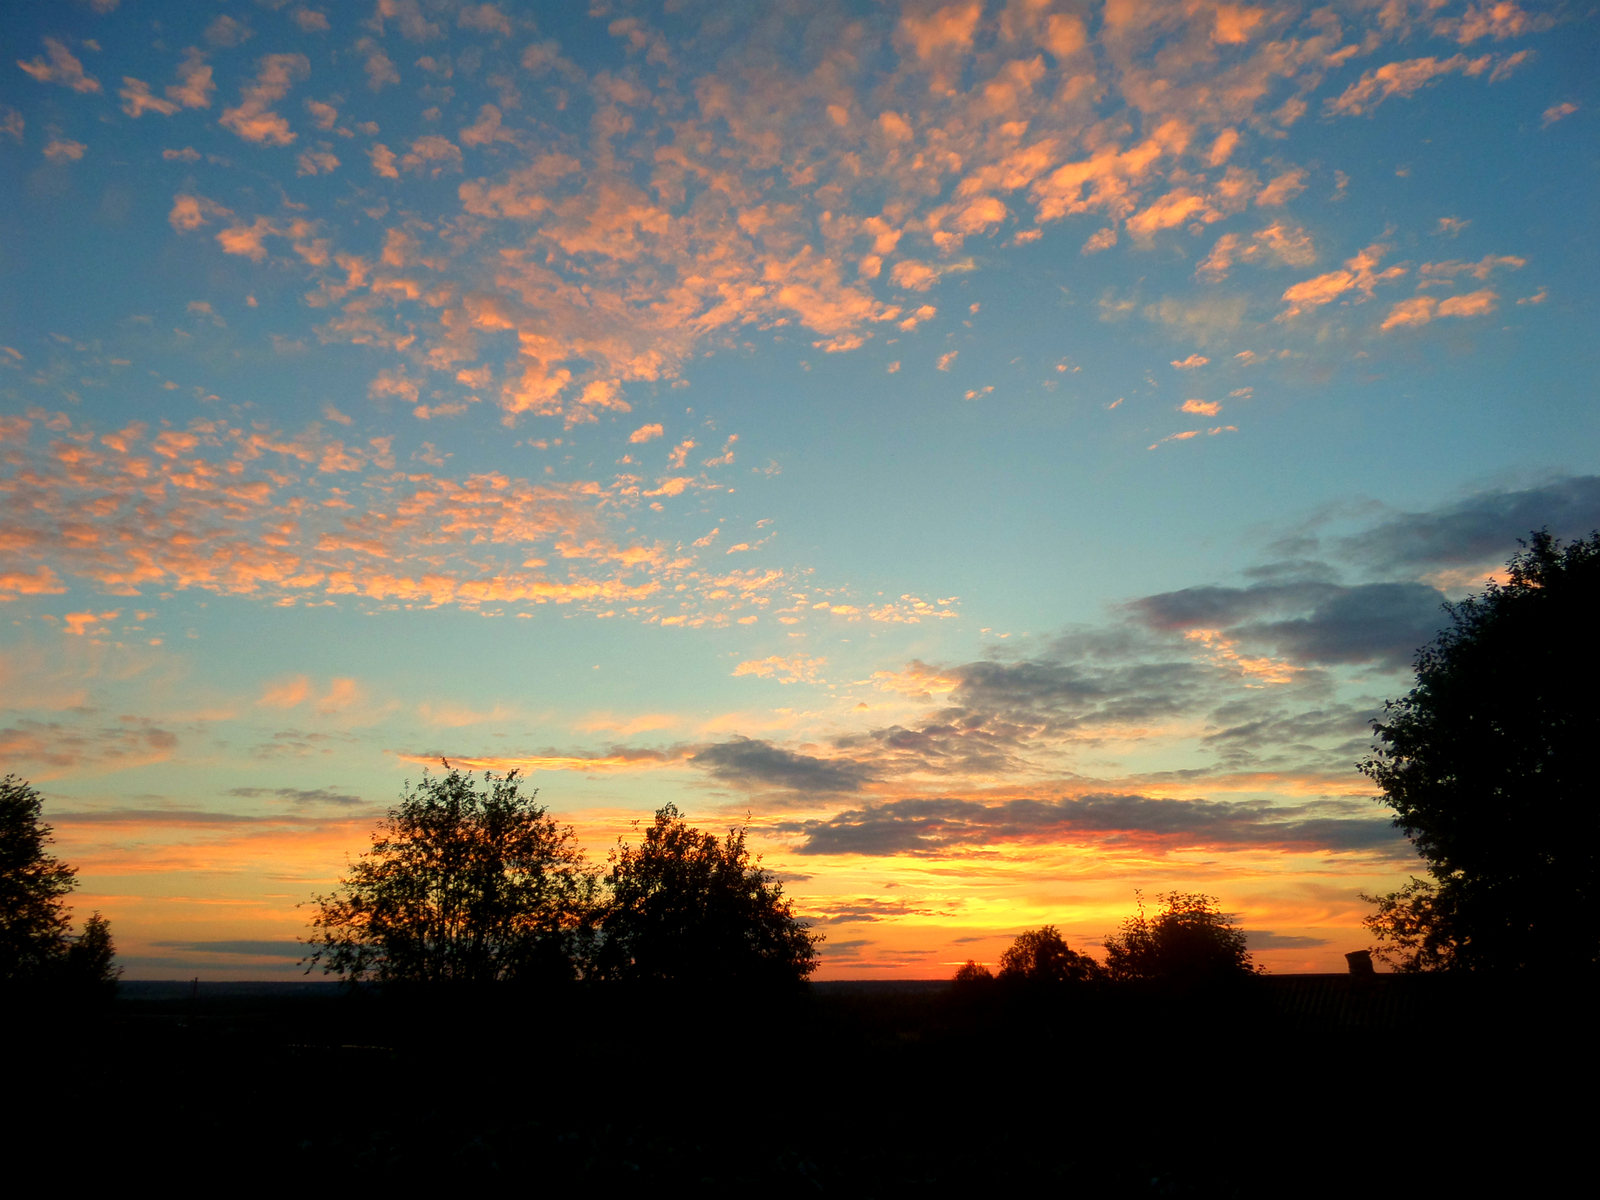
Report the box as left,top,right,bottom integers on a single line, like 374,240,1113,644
43,139,86,163
17,38,101,93
119,77,180,118
168,193,231,232
220,54,309,146
1541,101,1578,128
458,4,513,36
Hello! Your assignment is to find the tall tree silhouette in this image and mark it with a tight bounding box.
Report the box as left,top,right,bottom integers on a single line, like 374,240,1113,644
597,805,819,985
1361,530,1600,974
303,767,595,984
1,775,120,996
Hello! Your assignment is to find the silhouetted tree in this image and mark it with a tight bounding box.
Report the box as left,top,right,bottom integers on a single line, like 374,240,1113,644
303,767,595,985
597,804,820,985
1103,892,1256,984
1360,531,1600,974
997,926,1102,984
1,775,121,996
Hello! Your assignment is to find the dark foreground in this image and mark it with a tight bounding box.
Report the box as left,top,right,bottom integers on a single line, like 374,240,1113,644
7,974,1593,1195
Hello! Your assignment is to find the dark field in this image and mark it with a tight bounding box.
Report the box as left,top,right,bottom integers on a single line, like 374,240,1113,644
8,975,1592,1195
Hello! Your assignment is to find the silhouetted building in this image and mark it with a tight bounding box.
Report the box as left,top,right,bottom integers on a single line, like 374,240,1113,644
1345,949,1376,976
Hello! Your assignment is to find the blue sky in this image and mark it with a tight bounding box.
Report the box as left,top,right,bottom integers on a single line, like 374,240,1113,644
1,0,1596,978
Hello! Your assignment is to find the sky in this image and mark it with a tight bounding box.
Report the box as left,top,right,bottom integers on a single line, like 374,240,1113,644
2,0,1596,980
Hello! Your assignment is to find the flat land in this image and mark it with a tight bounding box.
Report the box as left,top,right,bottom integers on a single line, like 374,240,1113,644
9,975,1591,1194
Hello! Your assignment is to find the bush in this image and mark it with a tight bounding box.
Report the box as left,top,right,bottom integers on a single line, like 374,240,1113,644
1103,892,1256,985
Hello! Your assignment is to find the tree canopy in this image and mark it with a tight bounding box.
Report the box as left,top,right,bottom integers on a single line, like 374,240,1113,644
596,804,820,986
1,775,119,996
997,926,1102,985
1102,892,1256,985
1360,530,1600,974
303,767,594,985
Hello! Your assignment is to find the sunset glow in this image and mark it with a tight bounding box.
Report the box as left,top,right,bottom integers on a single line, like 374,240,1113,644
3,0,1595,978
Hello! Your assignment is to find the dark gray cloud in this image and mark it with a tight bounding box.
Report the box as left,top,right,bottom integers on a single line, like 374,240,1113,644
691,736,872,793
781,793,1406,858
227,786,364,806
251,729,356,759
818,938,874,957
1243,582,1448,668
1336,475,1600,572
1130,581,1344,631
152,940,304,959
1244,931,1332,950
1202,701,1375,749
1199,699,1380,773
1131,580,1449,668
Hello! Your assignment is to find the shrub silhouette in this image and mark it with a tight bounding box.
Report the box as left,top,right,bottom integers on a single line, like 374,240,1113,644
952,959,994,986
1361,530,1600,974
1103,892,1256,985
596,804,819,986
996,926,1102,984
303,766,595,985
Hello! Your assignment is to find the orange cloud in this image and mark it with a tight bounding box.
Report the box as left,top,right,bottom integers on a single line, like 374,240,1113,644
1325,54,1492,117
62,610,120,637
1278,243,1406,319
260,676,311,708
397,749,685,774
0,566,67,599
734,654,825,684
1380,288,1499,331
1255,168,1307,207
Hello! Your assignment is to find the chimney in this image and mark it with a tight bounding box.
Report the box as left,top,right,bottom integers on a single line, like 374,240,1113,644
1344,949,1376,977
